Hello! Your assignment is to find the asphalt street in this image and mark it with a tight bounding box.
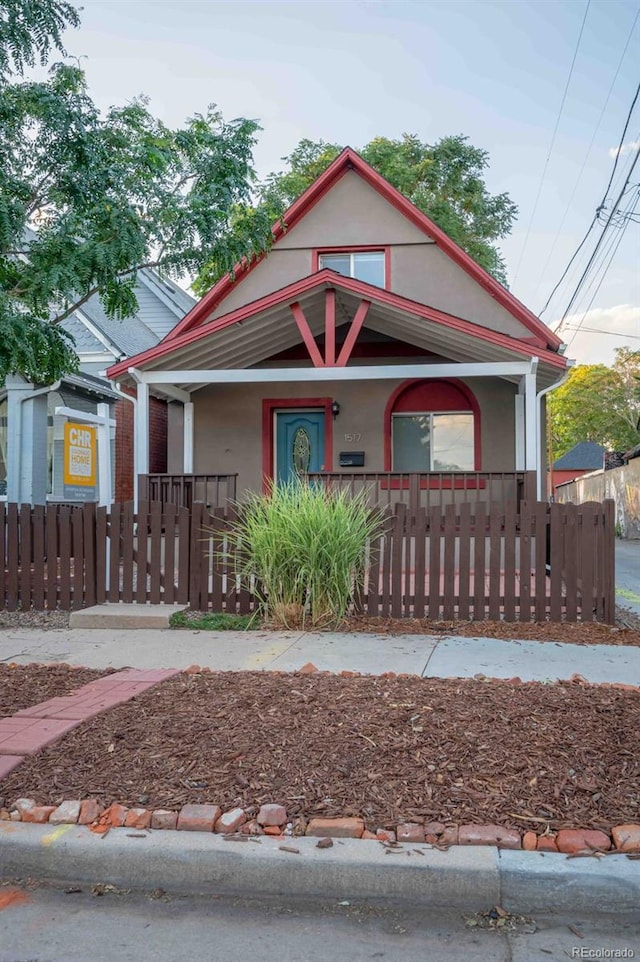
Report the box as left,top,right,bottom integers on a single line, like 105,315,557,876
1,884,639,962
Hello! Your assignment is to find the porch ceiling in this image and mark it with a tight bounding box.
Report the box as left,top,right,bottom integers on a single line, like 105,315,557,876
135,285,564,395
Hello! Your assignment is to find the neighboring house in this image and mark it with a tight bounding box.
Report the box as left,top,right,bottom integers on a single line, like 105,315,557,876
550,441,605,495
0,269,195,504
107,147,570,506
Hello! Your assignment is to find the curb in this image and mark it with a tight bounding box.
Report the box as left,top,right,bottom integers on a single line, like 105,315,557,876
2,822,639,914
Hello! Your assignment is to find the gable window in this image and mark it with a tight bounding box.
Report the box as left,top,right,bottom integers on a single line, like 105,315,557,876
319,251,385,288
392,412,474,471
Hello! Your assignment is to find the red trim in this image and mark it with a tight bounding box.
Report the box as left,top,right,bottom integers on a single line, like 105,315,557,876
107,269,567,380
290,301,324,367
325,289,336,366
312,246,391,291
163,147,561,351
336,299,371,366
261,397,334,491
383,378,482,471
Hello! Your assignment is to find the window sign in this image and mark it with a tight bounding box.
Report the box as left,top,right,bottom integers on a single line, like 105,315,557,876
63,422,97,501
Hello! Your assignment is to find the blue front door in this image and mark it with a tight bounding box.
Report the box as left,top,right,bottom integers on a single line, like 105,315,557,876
275,411,325,484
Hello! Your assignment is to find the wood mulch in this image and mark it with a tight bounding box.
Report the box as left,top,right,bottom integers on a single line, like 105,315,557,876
2,671,638,834
338,615,640,647
0,664,115,717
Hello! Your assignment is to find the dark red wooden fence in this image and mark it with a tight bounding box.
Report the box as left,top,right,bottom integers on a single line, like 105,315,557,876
0,499,615,623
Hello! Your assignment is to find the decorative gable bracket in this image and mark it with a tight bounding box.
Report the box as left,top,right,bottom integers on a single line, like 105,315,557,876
289,290,371,368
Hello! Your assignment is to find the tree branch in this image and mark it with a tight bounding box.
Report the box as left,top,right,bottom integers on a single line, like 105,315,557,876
48,261,161,325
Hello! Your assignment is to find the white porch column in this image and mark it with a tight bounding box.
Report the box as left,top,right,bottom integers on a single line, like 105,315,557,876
183,401,194,473
523,360,539,473
514,390,525,471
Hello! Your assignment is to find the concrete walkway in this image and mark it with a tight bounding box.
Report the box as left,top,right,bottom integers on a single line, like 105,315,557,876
2,625,640,685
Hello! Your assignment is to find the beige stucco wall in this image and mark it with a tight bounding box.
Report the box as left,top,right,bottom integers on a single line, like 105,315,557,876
191,376,516,495
209,169,532,341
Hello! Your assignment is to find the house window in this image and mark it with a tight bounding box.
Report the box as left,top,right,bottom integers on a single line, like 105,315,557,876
392,412,475,472
319,251,385,287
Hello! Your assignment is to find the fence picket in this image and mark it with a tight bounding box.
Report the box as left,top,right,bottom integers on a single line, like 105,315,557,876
519,501,532,622
177,506,191,605
457,502,471,621
503,502,517,622
443,504,456,620
534,502,548,622
71,506,84,610
149,501,162,605
19,504,33,611
428,506,442,620
0,504,5,610
472,503,486,621
413,509,426,619
564,502,578,622
46,504,58,611
488,505,502,621
109,503,122,602
96,506,107,604
58,506,71,611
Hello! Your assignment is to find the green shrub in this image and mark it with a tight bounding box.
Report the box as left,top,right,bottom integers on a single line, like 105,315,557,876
226,481,385,629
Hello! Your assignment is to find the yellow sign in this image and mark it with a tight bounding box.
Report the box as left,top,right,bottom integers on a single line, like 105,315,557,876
63,423,97,487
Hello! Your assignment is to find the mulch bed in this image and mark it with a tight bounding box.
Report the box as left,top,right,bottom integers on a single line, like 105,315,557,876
2,671,638,834
0,664,115,717
339,616,640,646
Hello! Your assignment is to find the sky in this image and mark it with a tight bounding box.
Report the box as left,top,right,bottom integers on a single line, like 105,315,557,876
57,0,640,366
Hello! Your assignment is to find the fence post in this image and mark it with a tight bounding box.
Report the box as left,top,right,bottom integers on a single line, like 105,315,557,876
602,499,615,624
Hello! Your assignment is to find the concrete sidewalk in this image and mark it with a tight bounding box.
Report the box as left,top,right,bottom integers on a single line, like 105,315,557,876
2,624,640,685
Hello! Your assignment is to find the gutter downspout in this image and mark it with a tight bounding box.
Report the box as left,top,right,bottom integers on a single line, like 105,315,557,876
108,380,138,509
536,359,575,500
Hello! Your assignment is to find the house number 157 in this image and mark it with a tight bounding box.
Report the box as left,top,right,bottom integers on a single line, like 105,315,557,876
344,433,362,442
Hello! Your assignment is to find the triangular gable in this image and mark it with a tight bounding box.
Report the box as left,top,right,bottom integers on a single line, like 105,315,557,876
165,147,562,351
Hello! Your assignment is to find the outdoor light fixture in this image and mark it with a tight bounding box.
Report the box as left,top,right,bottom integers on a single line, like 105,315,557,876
331,400,341,419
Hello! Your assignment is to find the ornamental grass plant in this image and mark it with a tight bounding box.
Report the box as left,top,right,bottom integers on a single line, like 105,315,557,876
226,480,385,629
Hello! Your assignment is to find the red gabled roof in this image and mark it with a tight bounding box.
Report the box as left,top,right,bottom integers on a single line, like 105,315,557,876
164,147,562,351
106,269,567,380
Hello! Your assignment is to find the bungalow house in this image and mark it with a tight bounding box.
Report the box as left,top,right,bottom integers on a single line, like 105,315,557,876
107,148,571,508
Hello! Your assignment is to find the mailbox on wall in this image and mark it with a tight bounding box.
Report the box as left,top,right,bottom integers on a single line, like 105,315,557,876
339,452,365,467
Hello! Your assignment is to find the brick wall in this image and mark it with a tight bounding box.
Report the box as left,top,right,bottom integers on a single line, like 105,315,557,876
114,392,168,503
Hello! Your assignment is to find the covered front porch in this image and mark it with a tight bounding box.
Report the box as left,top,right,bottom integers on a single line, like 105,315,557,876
106,272,570,509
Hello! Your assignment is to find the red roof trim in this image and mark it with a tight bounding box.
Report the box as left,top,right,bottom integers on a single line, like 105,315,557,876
106,270,567,380
163,147,561,350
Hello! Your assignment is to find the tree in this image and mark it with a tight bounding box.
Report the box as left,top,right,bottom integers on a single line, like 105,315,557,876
0,0,279,383
194,133,518,294
548,348,640,457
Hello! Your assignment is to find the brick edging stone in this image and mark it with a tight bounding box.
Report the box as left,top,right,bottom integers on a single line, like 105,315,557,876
2,798,639,855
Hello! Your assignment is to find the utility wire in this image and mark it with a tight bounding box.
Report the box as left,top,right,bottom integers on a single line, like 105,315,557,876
563,187,639,348
536,6,640,311
547,125,640,326
560,148,640,325
512,0,591,285
598,79,640,211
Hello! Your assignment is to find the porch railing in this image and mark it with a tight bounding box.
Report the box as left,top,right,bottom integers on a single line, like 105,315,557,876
306,471,535,511
138,474,238,512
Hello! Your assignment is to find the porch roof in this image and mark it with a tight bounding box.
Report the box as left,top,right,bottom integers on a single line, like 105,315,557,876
107,270,567,393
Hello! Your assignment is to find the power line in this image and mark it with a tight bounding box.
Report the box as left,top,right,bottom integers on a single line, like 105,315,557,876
597,79,640,212
564,188,639,349
560,152,639,326
536,6,640,310
512,0,591,285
